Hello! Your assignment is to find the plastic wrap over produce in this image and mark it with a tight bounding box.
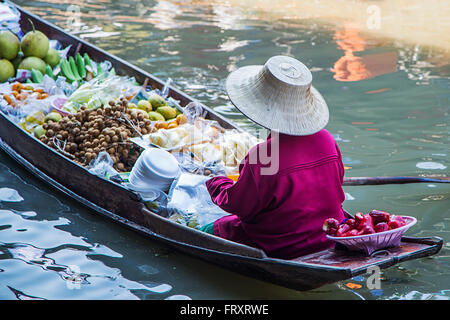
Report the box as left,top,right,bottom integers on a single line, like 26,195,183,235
166,173,229,229
62,74,141,113
146,103,263,175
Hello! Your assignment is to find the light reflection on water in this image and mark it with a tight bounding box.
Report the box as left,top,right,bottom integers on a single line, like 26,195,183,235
1,0,449,299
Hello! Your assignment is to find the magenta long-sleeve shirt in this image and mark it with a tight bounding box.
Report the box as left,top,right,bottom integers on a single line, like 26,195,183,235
205,129,346,259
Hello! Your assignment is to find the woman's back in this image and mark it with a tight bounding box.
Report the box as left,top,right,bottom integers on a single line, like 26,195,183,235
207,129,346,259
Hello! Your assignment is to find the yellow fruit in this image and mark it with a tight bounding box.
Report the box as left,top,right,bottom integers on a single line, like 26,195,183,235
176,114,187,125
44,112,62,123
156,106,177,120
148,111,165,121
148,93,166,108
25,111,45,124
137,99,152,112
155,120,168,129
167,121,178,129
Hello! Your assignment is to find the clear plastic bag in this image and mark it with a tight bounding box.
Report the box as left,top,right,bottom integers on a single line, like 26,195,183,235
87,151,119,178
172,151,225,176
166,173,228,229
0,3,22,36
62,74,141,113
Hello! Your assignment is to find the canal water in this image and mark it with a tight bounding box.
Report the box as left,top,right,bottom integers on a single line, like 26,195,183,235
0,0,449,299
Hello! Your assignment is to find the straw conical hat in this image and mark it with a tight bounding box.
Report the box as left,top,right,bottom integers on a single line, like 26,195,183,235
226,55,329,136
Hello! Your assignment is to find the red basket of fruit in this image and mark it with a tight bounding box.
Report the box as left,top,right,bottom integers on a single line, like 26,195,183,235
323,210,417,255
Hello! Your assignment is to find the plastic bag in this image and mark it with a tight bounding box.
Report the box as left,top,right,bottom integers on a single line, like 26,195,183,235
62,74,140,113
87,151,119,178
0,3,22,36
139,189,168,215
172,151,225,176
183,101,207,124
166,173,228,229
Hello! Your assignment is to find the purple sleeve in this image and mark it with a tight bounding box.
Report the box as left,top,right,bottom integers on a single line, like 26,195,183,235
205,156,263,222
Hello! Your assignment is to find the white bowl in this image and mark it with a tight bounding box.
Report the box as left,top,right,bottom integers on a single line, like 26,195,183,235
129,148,180,192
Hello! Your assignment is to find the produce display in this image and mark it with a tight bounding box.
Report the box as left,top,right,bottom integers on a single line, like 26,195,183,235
0,5,263,191
147,118,262,171
2,82,49,108
323,210,407,237
37,98,148,171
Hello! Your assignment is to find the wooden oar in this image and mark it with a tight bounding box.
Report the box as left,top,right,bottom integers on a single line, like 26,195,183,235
343,176,450,186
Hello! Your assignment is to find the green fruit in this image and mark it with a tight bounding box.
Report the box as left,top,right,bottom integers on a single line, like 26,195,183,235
46,64,55,79
0,59,15,83
33,125,46,138
148,94,166,109
21,29,49,58
18,56,46,74
44,48,60,67
155,106,177,120
31,68,44,83
137,100,152,112
69,56,81,80
44,112,62,123
11,51,24,69
60,59,76,82
0,30,20,60
147,111,165,121
75,53,86,79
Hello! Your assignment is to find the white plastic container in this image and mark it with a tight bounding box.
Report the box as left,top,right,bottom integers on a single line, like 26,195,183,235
128,148,180,192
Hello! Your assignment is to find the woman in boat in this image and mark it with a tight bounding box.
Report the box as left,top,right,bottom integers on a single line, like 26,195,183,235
201,55,347,259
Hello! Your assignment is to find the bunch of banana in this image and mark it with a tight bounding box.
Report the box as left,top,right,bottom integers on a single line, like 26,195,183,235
60,53,96,83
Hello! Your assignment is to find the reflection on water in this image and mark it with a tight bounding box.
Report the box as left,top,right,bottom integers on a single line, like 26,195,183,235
331,23,397,82
2,0,450,300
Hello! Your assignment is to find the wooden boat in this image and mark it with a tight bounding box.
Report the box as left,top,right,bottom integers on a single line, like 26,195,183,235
0,4,443,292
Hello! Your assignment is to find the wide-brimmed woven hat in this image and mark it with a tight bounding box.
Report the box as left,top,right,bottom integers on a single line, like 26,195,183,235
226,55,329,136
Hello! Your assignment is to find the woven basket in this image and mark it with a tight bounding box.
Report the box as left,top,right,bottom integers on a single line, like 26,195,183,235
326,216,417,255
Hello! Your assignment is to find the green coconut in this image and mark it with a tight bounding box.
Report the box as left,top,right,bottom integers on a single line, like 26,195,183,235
18,56,47,74
0,30,20,60
20,22,49,58
0,59,15,83
44,48,60,68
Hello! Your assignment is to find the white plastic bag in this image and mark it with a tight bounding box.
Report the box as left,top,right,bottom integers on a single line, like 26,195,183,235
166,173,228,229
87,152,119,178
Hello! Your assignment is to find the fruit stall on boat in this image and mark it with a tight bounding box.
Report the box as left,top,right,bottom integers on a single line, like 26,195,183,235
0,2,443,291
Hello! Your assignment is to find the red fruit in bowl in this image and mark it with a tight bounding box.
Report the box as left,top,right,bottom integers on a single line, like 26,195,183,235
388,215,406,230
358,225,375,235
323,218,340,235
369,210,391,225
336,223,351,237
355,212,364,223
374,222,389,233
357,214,374,231
344,218,358,229
341,229,359,237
